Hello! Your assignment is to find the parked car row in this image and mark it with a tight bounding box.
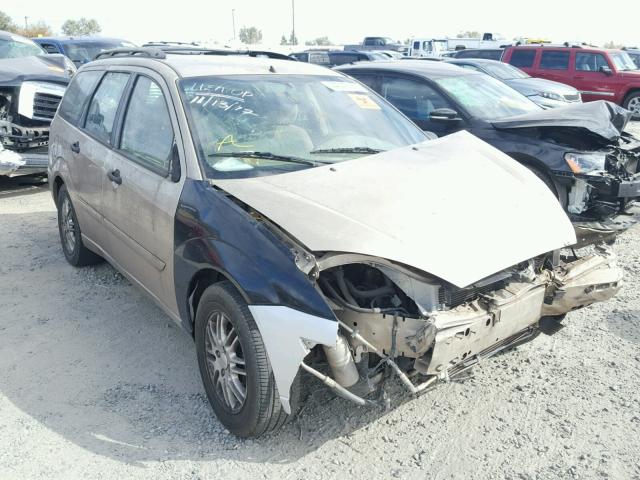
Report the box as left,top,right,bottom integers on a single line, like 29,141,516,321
45,46,635,438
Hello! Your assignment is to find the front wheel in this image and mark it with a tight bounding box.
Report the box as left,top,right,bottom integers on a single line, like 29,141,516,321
195,281,293,437
623,92,640,119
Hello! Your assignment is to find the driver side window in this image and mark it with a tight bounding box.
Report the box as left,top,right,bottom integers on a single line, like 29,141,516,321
380,76,452,123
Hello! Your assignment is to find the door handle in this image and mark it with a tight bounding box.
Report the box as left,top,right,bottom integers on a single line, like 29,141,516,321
70,141,80,154
107,169,122,185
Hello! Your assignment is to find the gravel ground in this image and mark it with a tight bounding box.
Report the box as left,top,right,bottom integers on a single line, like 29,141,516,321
1,124,640,479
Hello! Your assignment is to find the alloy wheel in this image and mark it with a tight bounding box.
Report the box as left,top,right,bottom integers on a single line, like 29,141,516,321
204,310,247,413
61,196,77,254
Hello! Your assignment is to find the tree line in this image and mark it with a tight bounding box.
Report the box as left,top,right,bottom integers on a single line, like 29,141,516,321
0,10,101,37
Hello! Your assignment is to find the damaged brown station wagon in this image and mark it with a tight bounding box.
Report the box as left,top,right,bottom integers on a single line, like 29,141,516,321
48,48,623,437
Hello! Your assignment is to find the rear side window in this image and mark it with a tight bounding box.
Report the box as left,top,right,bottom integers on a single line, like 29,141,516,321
509,50,536,68
120,76,173,174
40,43,60,54
84,72,130,144
540,51,569,70
575,52,609,71
58,70,102,125
329,53,360,65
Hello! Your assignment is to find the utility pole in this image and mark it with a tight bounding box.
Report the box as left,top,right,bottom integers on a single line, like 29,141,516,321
24,16,29,31
291,0,296,45
231,9,236,40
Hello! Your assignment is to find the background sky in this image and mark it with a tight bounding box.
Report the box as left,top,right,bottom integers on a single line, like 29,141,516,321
5,0,640,48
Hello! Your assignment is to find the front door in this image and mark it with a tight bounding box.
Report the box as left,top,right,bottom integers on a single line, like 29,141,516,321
101,72,184,311
572,52,618,102
378,75,460,137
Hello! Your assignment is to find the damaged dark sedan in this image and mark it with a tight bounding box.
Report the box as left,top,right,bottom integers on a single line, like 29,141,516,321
337,61,640,244
49,50,623,438
0,30,73,177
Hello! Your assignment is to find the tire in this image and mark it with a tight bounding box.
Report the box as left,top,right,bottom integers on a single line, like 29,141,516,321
56,185,102,267
526,165,567,209
195,281,293,437
623,91,640,119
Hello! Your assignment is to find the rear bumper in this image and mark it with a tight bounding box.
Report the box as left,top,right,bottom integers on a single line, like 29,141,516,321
0,149,48,177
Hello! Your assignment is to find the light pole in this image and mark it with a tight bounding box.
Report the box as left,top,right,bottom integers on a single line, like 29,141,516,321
291,0,296,45
24,16,29,31
231,9,236,40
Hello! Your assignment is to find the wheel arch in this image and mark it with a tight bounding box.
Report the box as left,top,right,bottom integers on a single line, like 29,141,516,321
52,175,65,207
186,267,250,336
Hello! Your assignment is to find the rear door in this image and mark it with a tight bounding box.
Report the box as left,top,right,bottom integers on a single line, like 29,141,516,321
101,69,185,310
537,49,571,83
57,69,123,245
573,51,618,102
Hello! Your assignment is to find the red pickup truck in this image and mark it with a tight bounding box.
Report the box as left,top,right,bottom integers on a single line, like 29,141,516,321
502,45,640,118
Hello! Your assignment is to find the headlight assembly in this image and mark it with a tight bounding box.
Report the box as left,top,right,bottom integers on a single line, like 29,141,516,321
539,91,565,102
564,152,607,174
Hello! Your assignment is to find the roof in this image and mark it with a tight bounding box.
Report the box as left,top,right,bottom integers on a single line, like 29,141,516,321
93,51,344,78
447,58,504,66
336,59,474,79
33,36,130,44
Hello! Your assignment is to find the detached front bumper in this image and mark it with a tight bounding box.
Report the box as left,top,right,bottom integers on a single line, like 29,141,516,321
0,147,48,177
417,248,622,376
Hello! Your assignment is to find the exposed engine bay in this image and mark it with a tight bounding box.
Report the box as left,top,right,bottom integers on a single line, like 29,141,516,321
304,247,622,405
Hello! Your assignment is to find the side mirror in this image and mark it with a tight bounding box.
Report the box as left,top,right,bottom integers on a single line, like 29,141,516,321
599,65,612,75
429,108,462,122
170,143,181,183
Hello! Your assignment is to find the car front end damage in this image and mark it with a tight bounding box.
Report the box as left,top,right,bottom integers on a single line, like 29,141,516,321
0,81,66,177
294,245,622,406
563,133,640,244
211,132,625,412
492,101,640,243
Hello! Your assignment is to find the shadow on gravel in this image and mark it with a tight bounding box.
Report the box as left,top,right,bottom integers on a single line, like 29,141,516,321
0,210,408,467
0,175,48,199
606,309,640,345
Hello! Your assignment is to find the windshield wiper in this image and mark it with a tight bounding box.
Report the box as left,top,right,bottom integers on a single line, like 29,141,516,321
309,147,385,155
208,151,327,166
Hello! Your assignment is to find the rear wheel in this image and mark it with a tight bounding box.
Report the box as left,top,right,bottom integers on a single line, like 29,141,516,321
56,185,102,266
195,281,293,437
623,91,640,119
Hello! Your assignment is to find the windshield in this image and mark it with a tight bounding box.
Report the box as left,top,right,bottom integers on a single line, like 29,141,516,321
65,41,136,63
482,62,529,80
610,52,638,71
436,73,541,119
0,35,45,59
180,75,426,179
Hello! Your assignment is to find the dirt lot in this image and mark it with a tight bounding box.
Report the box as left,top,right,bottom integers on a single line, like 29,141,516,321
1,127,640,479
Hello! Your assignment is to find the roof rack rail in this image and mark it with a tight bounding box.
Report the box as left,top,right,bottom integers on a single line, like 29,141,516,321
164,48,295,61
94,47,167,60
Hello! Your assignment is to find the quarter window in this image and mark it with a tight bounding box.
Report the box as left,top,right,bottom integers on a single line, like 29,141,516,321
540,51,569,70
575,53,609,71
509,50,536,68
58,70,102,125
84,72,129,144
120,76,173,174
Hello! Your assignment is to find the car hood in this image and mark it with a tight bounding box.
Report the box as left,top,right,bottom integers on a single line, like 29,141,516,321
505,77,577,97
0,55,71,87
492,100,630,145
212,131,576,288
